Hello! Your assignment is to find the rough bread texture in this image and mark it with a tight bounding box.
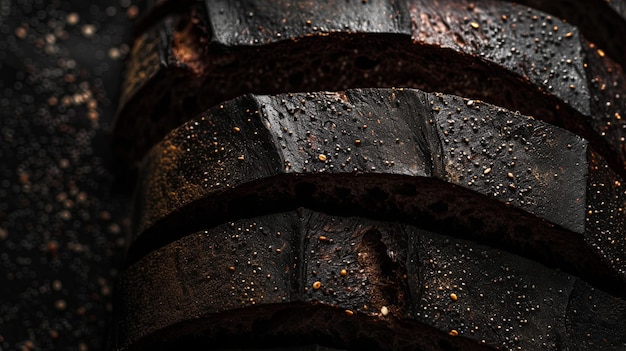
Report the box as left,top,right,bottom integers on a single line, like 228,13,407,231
112,1,626,350
116,210,626,350
116,0,626,180
131,89,626,298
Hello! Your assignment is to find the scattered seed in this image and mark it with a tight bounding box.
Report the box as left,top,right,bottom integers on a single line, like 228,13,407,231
233,127,241,132
229,266,235,271
340,269,348,277
312,281,322,290
469,22,480,29
319,236,328,241
237,155,245,161
380,306,389,316
345,309,354,316
450,293,458,301
318,154,327,162
47,241,59,256
106,47,121,60
483,167,492,174
15,27,27,39
127,5,139,19
449,330,459,336
597,49,605,57
54,299,67,311
66,12,80,25
81,24,96,37
565,32,573,38
354,139,362,146
507,173,514,179
52,280,62,291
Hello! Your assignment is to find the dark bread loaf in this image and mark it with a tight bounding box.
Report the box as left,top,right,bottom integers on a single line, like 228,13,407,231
113,1,626,350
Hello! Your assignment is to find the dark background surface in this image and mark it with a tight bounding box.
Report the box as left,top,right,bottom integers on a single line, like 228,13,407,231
0,1,137,350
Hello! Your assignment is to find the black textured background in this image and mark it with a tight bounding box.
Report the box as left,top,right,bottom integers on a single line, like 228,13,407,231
0,1,135,350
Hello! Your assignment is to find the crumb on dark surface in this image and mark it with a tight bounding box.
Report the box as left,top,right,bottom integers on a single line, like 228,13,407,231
0,1,136,350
